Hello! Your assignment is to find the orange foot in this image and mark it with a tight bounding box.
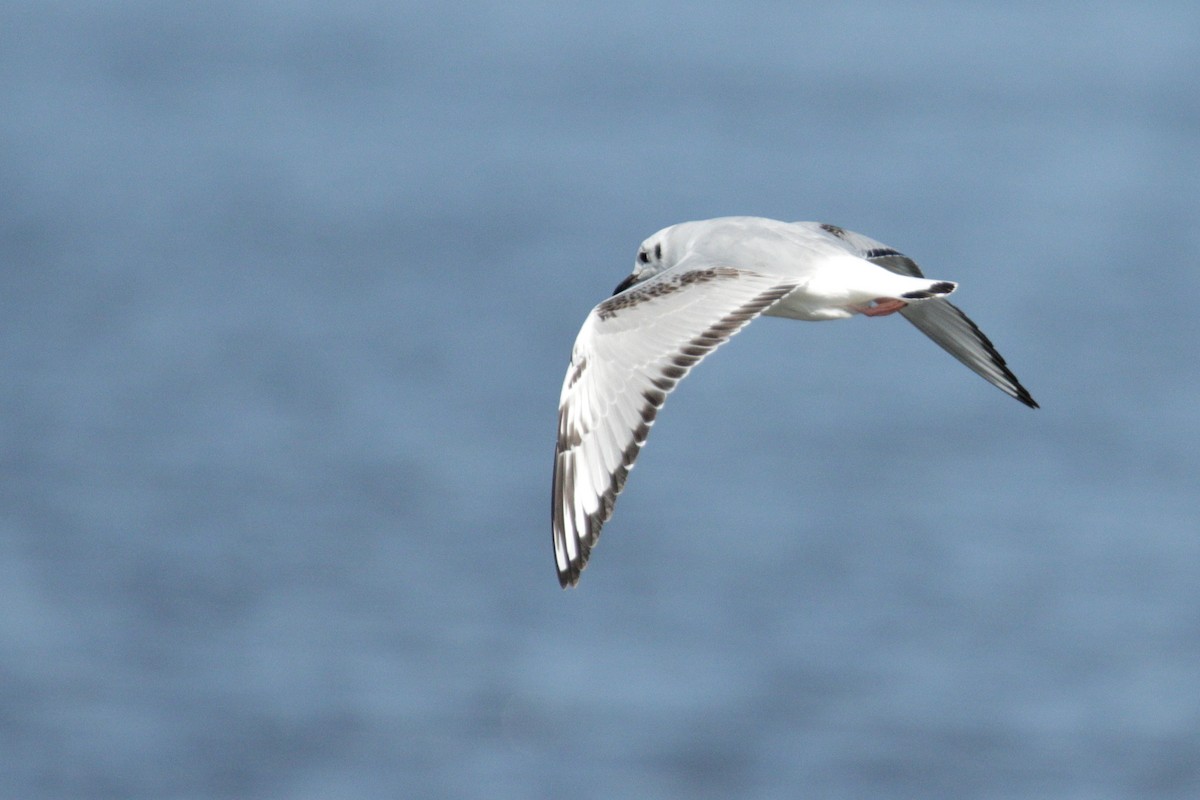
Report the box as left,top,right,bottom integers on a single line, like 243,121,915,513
857,298,908,317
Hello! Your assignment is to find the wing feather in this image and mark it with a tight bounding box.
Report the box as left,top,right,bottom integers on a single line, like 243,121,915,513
804,222,1038,408
552,267,798,587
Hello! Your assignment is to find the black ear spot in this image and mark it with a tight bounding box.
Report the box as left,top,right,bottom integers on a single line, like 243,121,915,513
638,250,649,264
654,242,662,259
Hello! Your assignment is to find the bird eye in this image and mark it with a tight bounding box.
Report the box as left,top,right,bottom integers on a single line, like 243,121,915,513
638,250,650,264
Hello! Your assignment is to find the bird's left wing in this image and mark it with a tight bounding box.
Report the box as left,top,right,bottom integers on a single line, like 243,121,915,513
553,267,799,587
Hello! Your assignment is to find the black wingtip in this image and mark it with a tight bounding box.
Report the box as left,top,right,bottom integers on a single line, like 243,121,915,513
557,554,585,588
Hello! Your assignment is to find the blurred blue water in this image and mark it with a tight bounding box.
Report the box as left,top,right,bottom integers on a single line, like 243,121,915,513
2,2,1198,798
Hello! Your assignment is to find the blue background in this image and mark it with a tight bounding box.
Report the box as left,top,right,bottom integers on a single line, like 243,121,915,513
3,2,1198,798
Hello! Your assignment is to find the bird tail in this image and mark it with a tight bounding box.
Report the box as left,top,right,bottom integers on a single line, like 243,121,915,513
899,279,957,301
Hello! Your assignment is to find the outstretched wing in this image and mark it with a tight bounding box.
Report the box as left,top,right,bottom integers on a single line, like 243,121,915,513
553,267,799,587
810,223,1038,408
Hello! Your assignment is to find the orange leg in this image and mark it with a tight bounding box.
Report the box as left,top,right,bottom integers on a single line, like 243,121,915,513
857,298,908,317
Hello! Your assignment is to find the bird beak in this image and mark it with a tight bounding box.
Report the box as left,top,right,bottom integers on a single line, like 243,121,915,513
612,274,637,296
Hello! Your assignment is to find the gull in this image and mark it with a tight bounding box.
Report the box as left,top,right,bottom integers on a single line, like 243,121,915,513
552,216,1037,587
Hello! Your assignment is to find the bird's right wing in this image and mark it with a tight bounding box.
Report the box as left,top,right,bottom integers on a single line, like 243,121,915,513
895,299,1038,407
807,223,1038,408
553,266,799,587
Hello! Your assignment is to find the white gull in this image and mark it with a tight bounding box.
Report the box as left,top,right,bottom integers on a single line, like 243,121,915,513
552,216,1037,587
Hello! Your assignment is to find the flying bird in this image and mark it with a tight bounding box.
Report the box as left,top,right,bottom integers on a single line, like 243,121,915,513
552,216,1037,587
